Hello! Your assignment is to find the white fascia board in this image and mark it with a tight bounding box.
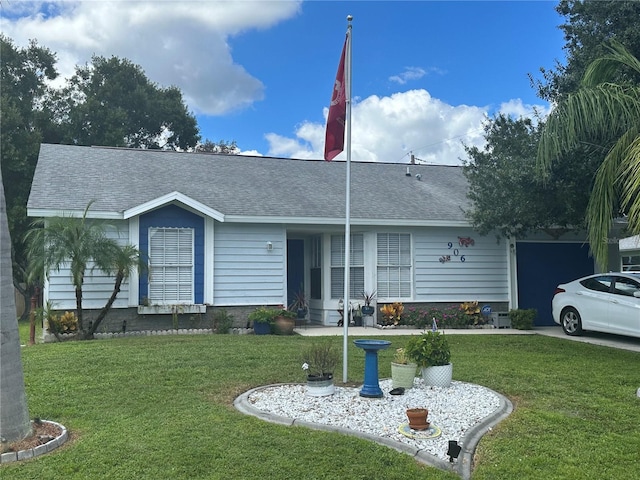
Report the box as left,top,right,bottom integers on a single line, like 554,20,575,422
123,191,224,221
223,215,470,228
26,208,122,219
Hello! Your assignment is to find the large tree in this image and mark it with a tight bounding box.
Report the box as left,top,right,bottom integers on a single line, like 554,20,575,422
0,35,58,316
1,37,204,316
535,0,640,102
0,168,32,443
538,41,640,269
54,56,200,150
195,139,239,154
26,204,142,339
465,1,640,248
463,114,597,239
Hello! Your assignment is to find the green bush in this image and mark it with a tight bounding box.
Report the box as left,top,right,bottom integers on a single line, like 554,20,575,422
509,308,536,330
213,309,234,334
50,311,78,334
404,331,451,367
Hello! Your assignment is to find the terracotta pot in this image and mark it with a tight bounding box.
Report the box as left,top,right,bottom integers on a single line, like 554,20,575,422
406,408,429,430
273,316,295,335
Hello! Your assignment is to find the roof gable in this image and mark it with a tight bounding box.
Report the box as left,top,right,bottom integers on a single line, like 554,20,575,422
123,191,224,221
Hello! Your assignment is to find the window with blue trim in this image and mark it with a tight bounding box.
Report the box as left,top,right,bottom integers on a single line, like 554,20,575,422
148,227,194,304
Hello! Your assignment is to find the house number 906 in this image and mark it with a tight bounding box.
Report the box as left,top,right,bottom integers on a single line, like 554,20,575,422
446,242,466,262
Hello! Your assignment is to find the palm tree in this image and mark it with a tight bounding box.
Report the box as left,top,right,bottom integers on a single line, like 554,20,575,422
89,244,144,336
26,202,140,339
537,41,640,268
0,169,32,442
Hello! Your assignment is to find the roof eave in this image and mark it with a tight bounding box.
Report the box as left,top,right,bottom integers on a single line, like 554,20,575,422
27,208,123,219
224,215,470,227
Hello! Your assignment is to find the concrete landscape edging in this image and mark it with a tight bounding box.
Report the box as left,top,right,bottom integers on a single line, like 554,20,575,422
234,383,512,479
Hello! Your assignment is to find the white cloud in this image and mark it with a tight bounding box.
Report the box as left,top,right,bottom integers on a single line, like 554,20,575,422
1,0,302,115
498,98,550,124
389,66,426,85
266,89,489,165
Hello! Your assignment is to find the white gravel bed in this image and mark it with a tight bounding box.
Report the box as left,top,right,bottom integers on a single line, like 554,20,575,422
247,378,501,461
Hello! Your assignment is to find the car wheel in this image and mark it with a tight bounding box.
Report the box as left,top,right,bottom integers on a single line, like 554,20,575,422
561,307,583,336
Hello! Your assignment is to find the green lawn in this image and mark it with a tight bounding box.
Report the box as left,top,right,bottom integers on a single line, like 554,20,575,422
5,323,640,479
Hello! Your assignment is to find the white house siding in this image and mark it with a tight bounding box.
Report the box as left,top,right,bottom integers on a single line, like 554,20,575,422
413,227,508,302
213,223,286,306
44,220,131,310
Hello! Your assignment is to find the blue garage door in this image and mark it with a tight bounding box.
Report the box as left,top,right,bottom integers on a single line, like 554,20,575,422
516,242,593,326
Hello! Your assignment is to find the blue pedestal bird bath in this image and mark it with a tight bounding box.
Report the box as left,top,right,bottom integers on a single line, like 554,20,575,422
353,339,391,398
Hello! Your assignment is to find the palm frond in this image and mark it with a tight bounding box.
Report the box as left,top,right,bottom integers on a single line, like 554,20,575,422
618,133,640,236
538,85,640,175
583,40,640,87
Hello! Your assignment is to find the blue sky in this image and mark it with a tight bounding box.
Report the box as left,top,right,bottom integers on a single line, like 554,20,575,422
1,1,566,164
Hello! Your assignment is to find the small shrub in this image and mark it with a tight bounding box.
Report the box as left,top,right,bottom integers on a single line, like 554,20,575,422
248,306,293,325
509,308,536,330
405,331,451,367
393,347,412,365
379,302,404,326
433,305,469,328
49,311,78,334
213,309,234,334
403,307,431,328
301,341,339,379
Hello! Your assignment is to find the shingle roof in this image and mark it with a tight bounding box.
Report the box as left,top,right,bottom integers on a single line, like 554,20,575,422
28,143,471,225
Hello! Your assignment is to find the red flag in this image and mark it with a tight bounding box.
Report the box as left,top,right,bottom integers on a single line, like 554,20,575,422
324,35,348,161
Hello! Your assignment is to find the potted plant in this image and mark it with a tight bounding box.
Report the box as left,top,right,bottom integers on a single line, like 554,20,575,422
248,306,279,335
273,307,297,335
289,288,308,319
406,408,429,430
301,341,339,396
405,330,452,387
391,347,417,389
361,290,376,316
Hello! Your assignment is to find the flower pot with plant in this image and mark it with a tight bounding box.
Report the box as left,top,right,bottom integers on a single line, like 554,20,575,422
405,331,452,387
361,291,376,316
301,341,339,396
391,347,417,389
248,306,279,335
289,288,308,319
273,308,297,335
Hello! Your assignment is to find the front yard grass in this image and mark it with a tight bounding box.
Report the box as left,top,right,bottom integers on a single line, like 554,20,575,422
4,326,640,479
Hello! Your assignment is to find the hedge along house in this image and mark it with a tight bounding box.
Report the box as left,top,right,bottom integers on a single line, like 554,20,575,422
28,142,581,332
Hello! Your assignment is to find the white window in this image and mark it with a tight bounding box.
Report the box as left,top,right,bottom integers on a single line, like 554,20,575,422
377,233,411,298
331,234,364,299
148,227,194,304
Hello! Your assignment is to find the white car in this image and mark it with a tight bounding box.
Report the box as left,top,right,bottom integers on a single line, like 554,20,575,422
552,272,640,338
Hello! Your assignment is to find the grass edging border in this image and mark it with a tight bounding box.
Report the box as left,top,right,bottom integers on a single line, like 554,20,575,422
0,420,68,464
234,383,513,479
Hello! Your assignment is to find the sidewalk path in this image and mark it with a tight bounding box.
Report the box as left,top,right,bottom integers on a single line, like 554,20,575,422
294,325,640,353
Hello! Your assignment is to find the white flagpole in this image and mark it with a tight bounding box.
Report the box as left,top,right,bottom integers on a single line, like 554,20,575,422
342,15,353,384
